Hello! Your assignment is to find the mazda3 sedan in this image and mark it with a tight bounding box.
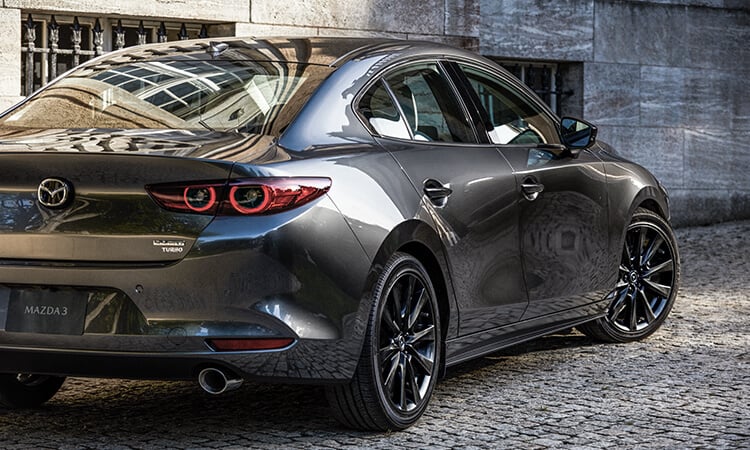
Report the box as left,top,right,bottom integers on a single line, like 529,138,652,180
0,37,680,430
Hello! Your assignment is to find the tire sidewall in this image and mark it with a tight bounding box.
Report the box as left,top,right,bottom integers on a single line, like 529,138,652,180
369,253,441,429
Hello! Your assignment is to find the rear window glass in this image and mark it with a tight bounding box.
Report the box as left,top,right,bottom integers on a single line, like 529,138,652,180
0,59,332,134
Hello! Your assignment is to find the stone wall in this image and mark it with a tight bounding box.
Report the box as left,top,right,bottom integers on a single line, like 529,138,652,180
480,0,750,226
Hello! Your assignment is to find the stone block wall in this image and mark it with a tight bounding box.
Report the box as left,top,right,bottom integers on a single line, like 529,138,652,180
480,0,750,226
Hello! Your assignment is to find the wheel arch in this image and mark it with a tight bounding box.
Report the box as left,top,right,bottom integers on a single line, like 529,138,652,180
365,219,458,376
619,186,671,248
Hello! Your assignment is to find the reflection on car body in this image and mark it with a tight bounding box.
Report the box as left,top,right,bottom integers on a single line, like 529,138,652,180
0,37,679,430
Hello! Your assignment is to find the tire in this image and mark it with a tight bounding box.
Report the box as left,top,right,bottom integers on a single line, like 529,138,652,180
326,252,442,430
579,208,680,342
0,374,66,409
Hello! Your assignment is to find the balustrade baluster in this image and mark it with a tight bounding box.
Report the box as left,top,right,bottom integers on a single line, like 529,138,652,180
71,17,82,67
48,16,59,80
114,19,126,50
93,19,104,56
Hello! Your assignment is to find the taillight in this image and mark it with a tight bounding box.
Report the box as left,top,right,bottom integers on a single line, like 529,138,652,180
146,177,331,216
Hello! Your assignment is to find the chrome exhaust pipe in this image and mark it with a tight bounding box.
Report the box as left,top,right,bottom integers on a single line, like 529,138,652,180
198,367,243,395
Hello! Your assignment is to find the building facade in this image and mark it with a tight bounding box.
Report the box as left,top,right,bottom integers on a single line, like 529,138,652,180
0,0,747,225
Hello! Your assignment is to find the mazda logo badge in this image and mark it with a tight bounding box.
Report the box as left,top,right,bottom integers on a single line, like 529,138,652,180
37,178,73,209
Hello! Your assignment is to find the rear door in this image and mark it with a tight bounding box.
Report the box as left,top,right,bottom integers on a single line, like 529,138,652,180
454,62,611,318
358,61,528,335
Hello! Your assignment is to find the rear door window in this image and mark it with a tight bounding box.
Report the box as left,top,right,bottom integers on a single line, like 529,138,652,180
383,63,475,143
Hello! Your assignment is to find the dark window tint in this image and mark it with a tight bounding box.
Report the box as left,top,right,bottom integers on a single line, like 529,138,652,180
459,64,559,145
358,80,411,139
384,63,474,143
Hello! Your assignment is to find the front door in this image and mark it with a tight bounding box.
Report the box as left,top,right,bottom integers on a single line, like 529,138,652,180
456,62,611,319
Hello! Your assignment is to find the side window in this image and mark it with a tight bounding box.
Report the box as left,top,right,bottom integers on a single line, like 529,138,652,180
358,80,411,140
459,64,560,146
384,63,475,143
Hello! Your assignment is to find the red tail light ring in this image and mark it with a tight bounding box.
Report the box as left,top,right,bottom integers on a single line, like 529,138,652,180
229,184,272,214
184,186,217,212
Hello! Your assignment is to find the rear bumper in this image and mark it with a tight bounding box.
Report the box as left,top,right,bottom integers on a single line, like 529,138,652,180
0,337,357,383
0,197,373,383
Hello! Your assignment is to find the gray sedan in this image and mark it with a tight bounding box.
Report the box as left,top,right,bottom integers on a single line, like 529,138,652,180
0,37,679,430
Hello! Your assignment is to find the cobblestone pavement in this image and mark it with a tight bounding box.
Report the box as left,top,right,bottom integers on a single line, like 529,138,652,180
1,221,748,449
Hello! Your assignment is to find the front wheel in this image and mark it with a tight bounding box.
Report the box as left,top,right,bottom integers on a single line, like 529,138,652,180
579,208,680,342
0,374,66,408
326,252,442,430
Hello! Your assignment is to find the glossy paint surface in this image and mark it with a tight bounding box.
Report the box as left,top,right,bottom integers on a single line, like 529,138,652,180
0,37,671,383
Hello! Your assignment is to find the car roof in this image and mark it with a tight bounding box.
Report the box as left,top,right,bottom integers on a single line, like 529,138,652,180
87,36,479,68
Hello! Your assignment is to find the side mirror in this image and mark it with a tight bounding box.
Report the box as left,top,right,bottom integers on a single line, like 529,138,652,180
560,117,597,153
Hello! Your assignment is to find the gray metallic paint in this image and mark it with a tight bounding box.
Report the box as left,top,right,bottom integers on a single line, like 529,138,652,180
0,37,671,383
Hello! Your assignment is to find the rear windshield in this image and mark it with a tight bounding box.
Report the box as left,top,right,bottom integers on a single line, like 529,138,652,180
0,59,332,134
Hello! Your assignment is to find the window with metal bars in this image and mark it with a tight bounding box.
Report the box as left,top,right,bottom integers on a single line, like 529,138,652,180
493,59,581,118
20,13,218,96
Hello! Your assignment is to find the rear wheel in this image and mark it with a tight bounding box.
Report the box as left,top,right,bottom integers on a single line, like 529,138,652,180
0,374,66,408
326,252,441,430
579,208,680,342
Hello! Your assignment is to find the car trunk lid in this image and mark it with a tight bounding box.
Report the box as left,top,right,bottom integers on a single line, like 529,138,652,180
0,128,284,263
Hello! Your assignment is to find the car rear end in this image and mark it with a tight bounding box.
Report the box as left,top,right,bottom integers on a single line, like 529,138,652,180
0,38,374,387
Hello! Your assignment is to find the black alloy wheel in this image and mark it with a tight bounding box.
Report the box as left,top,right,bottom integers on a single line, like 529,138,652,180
0,373,66,408
579,208,680,342
326,252,441,430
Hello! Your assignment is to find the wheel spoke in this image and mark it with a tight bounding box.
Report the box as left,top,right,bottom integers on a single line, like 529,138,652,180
642,259,673,278
382,307,401,335
642,234,664,266
638,288,656,323
407,345,434,373
406,357,422,405
608,288,629,321
390,285,404,329
628,292,638,331
379,344,398,366
637,227,647,266
383,352,399,390
624,234,634,265
643,278,671,298
398,354,407,411
403,276,416,320
407,287,427,330
409,324,435,345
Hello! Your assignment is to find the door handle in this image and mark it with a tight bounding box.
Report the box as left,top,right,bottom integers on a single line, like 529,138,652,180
423,179,452,207
521,177,544,201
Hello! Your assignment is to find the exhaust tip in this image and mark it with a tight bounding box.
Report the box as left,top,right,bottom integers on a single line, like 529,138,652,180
198,367,243,395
